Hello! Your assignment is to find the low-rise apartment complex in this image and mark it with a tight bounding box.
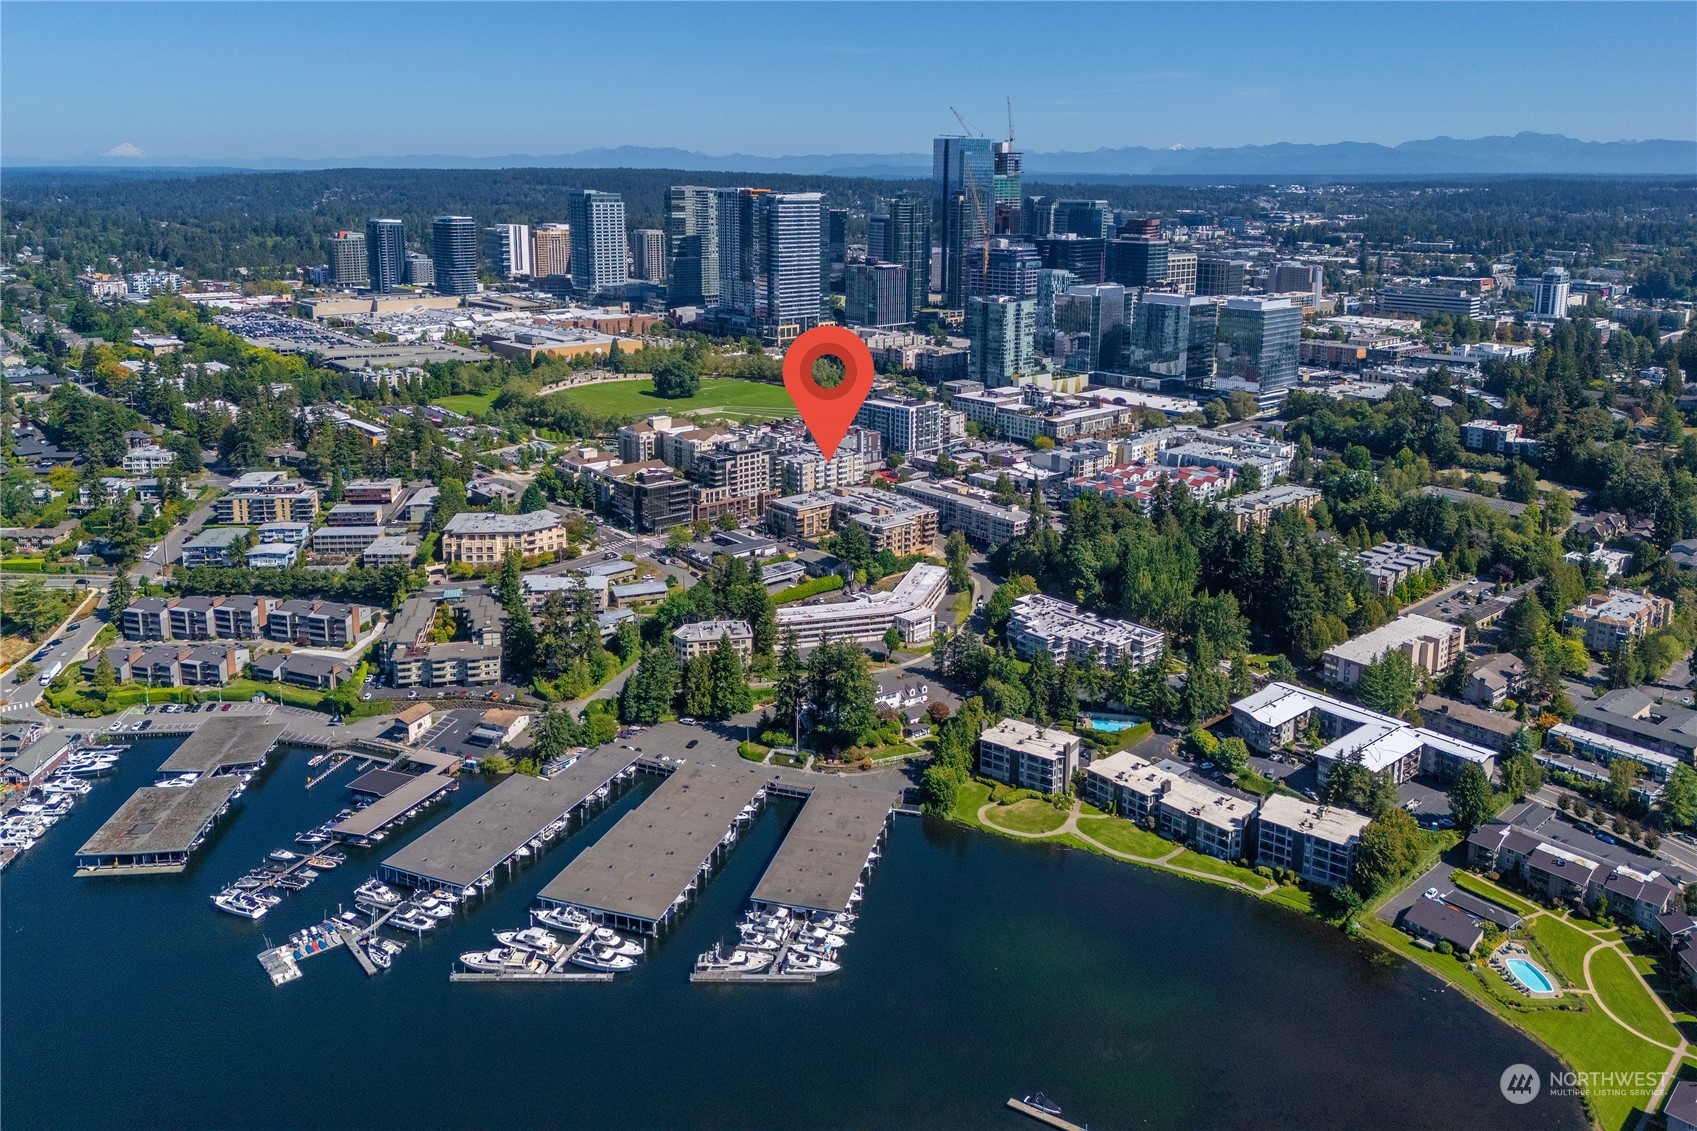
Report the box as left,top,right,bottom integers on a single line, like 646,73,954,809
440,510,566,565
1563,588,1674,652
978,719,1081,795
1322,613,1464,688
1007,593,1165,670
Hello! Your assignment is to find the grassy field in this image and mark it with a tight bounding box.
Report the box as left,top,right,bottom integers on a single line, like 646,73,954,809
1074,815,1172,858
982,799,1068,835
1533,914,1614,988
952,779,993,825
1171,849,1271,889
1590,946,1682,1045
432,391,500,417
550,377,797,422
1448,869,1541,916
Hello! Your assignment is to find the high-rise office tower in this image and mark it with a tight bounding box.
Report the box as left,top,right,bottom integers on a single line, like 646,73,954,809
1534,267,1570,320
1022,196,1053,238
1108,237,1169,288
431,216,478,296
967,239,1041,300
993,141,1022,234
1215,298,1301,395
1125,293,1218,389
405,254,434,288
630,229,668,283
966,295,1036,387
1034,235,1106,286
365,219,405,292
533,223,571,278
1119,217,1161,239
482,224,534,279
1196,257,1248,296
1050,200,1112,239
1035,268,1076,354
1165,252,1198,296
826,208,848,285
867,194,930,321
568,191,629,296
932,136,995,308
1054,284,1128,374
1268,261,1323,304
665,186,719,305
329,231,369,288
845,263,909,328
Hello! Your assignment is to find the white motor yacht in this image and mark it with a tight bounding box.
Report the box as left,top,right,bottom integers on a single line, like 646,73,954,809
355,880,401,905
590,927,643,957
736,929,782,951
460,947,539,974
413,896,453,920
570,945,636,972
533,906,591,934
390,910,437,933
783,950,841,975
496,927,559,955
797,926,847,949
212,890,269,920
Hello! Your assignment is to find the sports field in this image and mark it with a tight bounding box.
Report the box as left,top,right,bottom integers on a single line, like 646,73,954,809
431,391,500,417
549,377,797,421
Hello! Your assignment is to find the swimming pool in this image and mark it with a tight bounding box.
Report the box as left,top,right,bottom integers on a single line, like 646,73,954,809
1505,958,1555,994
1079,715,1145,733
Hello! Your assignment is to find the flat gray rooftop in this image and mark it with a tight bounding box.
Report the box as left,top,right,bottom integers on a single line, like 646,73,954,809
332,772,456,839
157,719,286,774
76,778,240,859
538,762,766,925
379,747,638,890
751,785,897,914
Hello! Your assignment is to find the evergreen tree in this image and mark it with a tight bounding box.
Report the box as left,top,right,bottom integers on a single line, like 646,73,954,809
107,571,133,618
772,631,804,734
1352,808,1423,898
1357,649,1419,717
519,484,547,514
619,644,679,725
944,530,971,593
684,654,714,718
706,633,753,720
1024,648,1057,725
1447,762,1495,833
806,639,878,753
92,649,117,692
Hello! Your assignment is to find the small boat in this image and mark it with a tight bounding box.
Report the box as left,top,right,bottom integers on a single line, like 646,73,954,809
304,855,339,870
782,950,840,976
268,849,298,863
592,785,611,801
570,945,636,972
477,876,494,890
736,929,782,951
366,941,392,970
797,926,846,949
355,880,401,905
696,943,774,973
513,845,531,859
590,927,643,957
496,927,559,955
390,910,437,933
1024,1094,1063,1118
534,906,591,934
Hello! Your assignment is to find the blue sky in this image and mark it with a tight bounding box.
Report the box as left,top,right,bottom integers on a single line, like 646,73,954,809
4,2,1693,161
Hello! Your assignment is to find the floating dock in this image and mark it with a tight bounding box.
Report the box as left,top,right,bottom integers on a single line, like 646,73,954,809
377,747,638,895
1005,1097,1088,1131
329,748,461,844
74,777,240,875
536,761,766,936
750,784,895,917
157,719,286,777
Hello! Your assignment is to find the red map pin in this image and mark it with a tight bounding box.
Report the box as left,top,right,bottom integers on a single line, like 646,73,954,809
782,325,875,461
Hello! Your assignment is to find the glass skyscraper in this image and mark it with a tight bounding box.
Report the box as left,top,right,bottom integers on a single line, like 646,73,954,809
966,295,1036,387
1125,293,1218,389
568,191,630,296
932,136,994,309
665,185,720,306
1054,283,1127,374
968,239,1041,300
430,216,478,296
868,193,930,322
1215,298,1301,394
365,218,405,292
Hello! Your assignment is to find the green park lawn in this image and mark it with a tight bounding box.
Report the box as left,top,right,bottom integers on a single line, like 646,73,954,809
1591,946,1682,1045
432,391,500,417
1532,913,1614,988
551,377,797,422
982,799,1068,835
1447,870,1541,917
952,779,992,825
1170,849,1271,889
1073,815,1172,859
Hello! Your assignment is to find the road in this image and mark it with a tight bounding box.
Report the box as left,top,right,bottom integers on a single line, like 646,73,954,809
137,487,222,579
0,595,109,711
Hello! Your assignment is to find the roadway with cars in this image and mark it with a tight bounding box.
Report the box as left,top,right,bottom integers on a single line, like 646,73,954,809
0,598,110,712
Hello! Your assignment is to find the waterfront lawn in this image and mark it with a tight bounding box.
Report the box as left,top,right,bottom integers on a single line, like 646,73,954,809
1171,850,1271,890
1447,869,1540,917
432,391,499,418
1591,947,1681,1046
551,378,797,422
983,799,1068,835
1533,914,1613,989
1074,815,1172,859
952,779,992,825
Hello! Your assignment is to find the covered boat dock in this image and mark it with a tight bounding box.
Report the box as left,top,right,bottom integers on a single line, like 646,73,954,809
75,778,241,875
749,784,896,916
156,719,286,777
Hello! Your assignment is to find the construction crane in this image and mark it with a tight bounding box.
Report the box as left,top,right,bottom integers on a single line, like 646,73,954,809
950,106,980,137
947,107,993,289
1006,96,1015,149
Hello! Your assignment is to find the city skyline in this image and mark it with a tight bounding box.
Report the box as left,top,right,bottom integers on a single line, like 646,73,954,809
2,2,1693,165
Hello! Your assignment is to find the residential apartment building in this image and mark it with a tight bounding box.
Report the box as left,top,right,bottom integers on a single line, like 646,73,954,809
1416,695,1521,752
1461,419,1540,457
181,527,248,568
329,230,369,288
894,478,1030,546
1322,614,1465,689
1083,751,1253,860
311,526,384,556
853,395,944,454
214,489,319,525
965,295,1036,387
366,218,406,292
431,215,478,297
773,562,947,650
845,263,909,329
1468,822,1679,926
82,643,248,688
1255,794,1371,888
978,719,1081,796
533,223,571,279
1571,689,1697,763
764,487,939,555
1007,593,1165,669
1217,484,1321,532
482,224,534,280
380,593,504,689
440,510,565,565
1359,542,1444,596
1563,589,1674,652
568,191,629,296
671,620,754,665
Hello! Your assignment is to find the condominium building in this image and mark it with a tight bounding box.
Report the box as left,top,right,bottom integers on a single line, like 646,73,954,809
326,502,386,527
1563,589,1674,652
82,643,249,689
1416,695,1522,752
1571,689,1697,763
599,463,693,533
431,216,478,297
568,190,630,296
933,135,995,308
894,478,1029,546
965,295,1036,387
329,230,369,288
629,228,667,284
1359,542,1444,595
1007,593,1165,669
1533,267,1571,320
978,718,1081,795
1255,794,1371,888
214,489,319,525
853,394,944,454
482,224,534,279
765,486,939,555
665,185,718,306
533,223,571,279
1217,484,1321,532
773,562,948,650
1082,751,1253,860
310,526,385,556
1322,614,1465,688
381,593,504,688
867,193,930,321
361,535,418,568
266,600,364,648
440,510,565,565
366,218,406,292
671,619,754,665
181,527,248,568
845,263,910,329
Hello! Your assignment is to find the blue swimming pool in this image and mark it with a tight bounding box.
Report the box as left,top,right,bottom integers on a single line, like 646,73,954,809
1505,958,1555,994
1079,716,1145,733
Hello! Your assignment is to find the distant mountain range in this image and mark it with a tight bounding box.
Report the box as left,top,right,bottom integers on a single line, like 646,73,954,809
10,133,1694,178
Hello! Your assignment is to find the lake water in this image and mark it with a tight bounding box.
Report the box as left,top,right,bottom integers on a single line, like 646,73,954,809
3,737,1585,1130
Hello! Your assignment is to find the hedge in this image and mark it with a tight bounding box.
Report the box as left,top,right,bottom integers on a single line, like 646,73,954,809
773,575,846,605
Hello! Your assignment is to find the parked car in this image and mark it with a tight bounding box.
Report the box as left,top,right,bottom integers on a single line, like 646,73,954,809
685,739,699,749
221,703,232,711
1597,833,1617,845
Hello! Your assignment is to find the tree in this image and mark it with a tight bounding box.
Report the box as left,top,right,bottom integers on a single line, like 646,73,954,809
1663,764,1697,829
1500,595,1549,657
1499,749,1544,802
772,631,804,734
882,625,902,657
619,644,680,725
806,639,879,753
1447,762,1495,833
985,575,1038,638
1607,757,1642,810
105,496,145,565
1357,649,1420,717
651,358,701,399
531,704,580,762
921,763,960,816
683,654,714,718
715,512,739,532
1217,736,1250,775
827,521,874,578
107,571,133,618
91,649,117,692
706,633,753,720
433,477,467,532
666,524,692,551
944,530,971,594
519,484,547,514
1353,807,1423,897
1503,461,1540,503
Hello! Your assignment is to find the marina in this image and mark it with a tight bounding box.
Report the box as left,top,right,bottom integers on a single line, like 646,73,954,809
74,777,241,875
155,718,286,778
536,761,767,937
377,746,639,895
328,747,462,845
